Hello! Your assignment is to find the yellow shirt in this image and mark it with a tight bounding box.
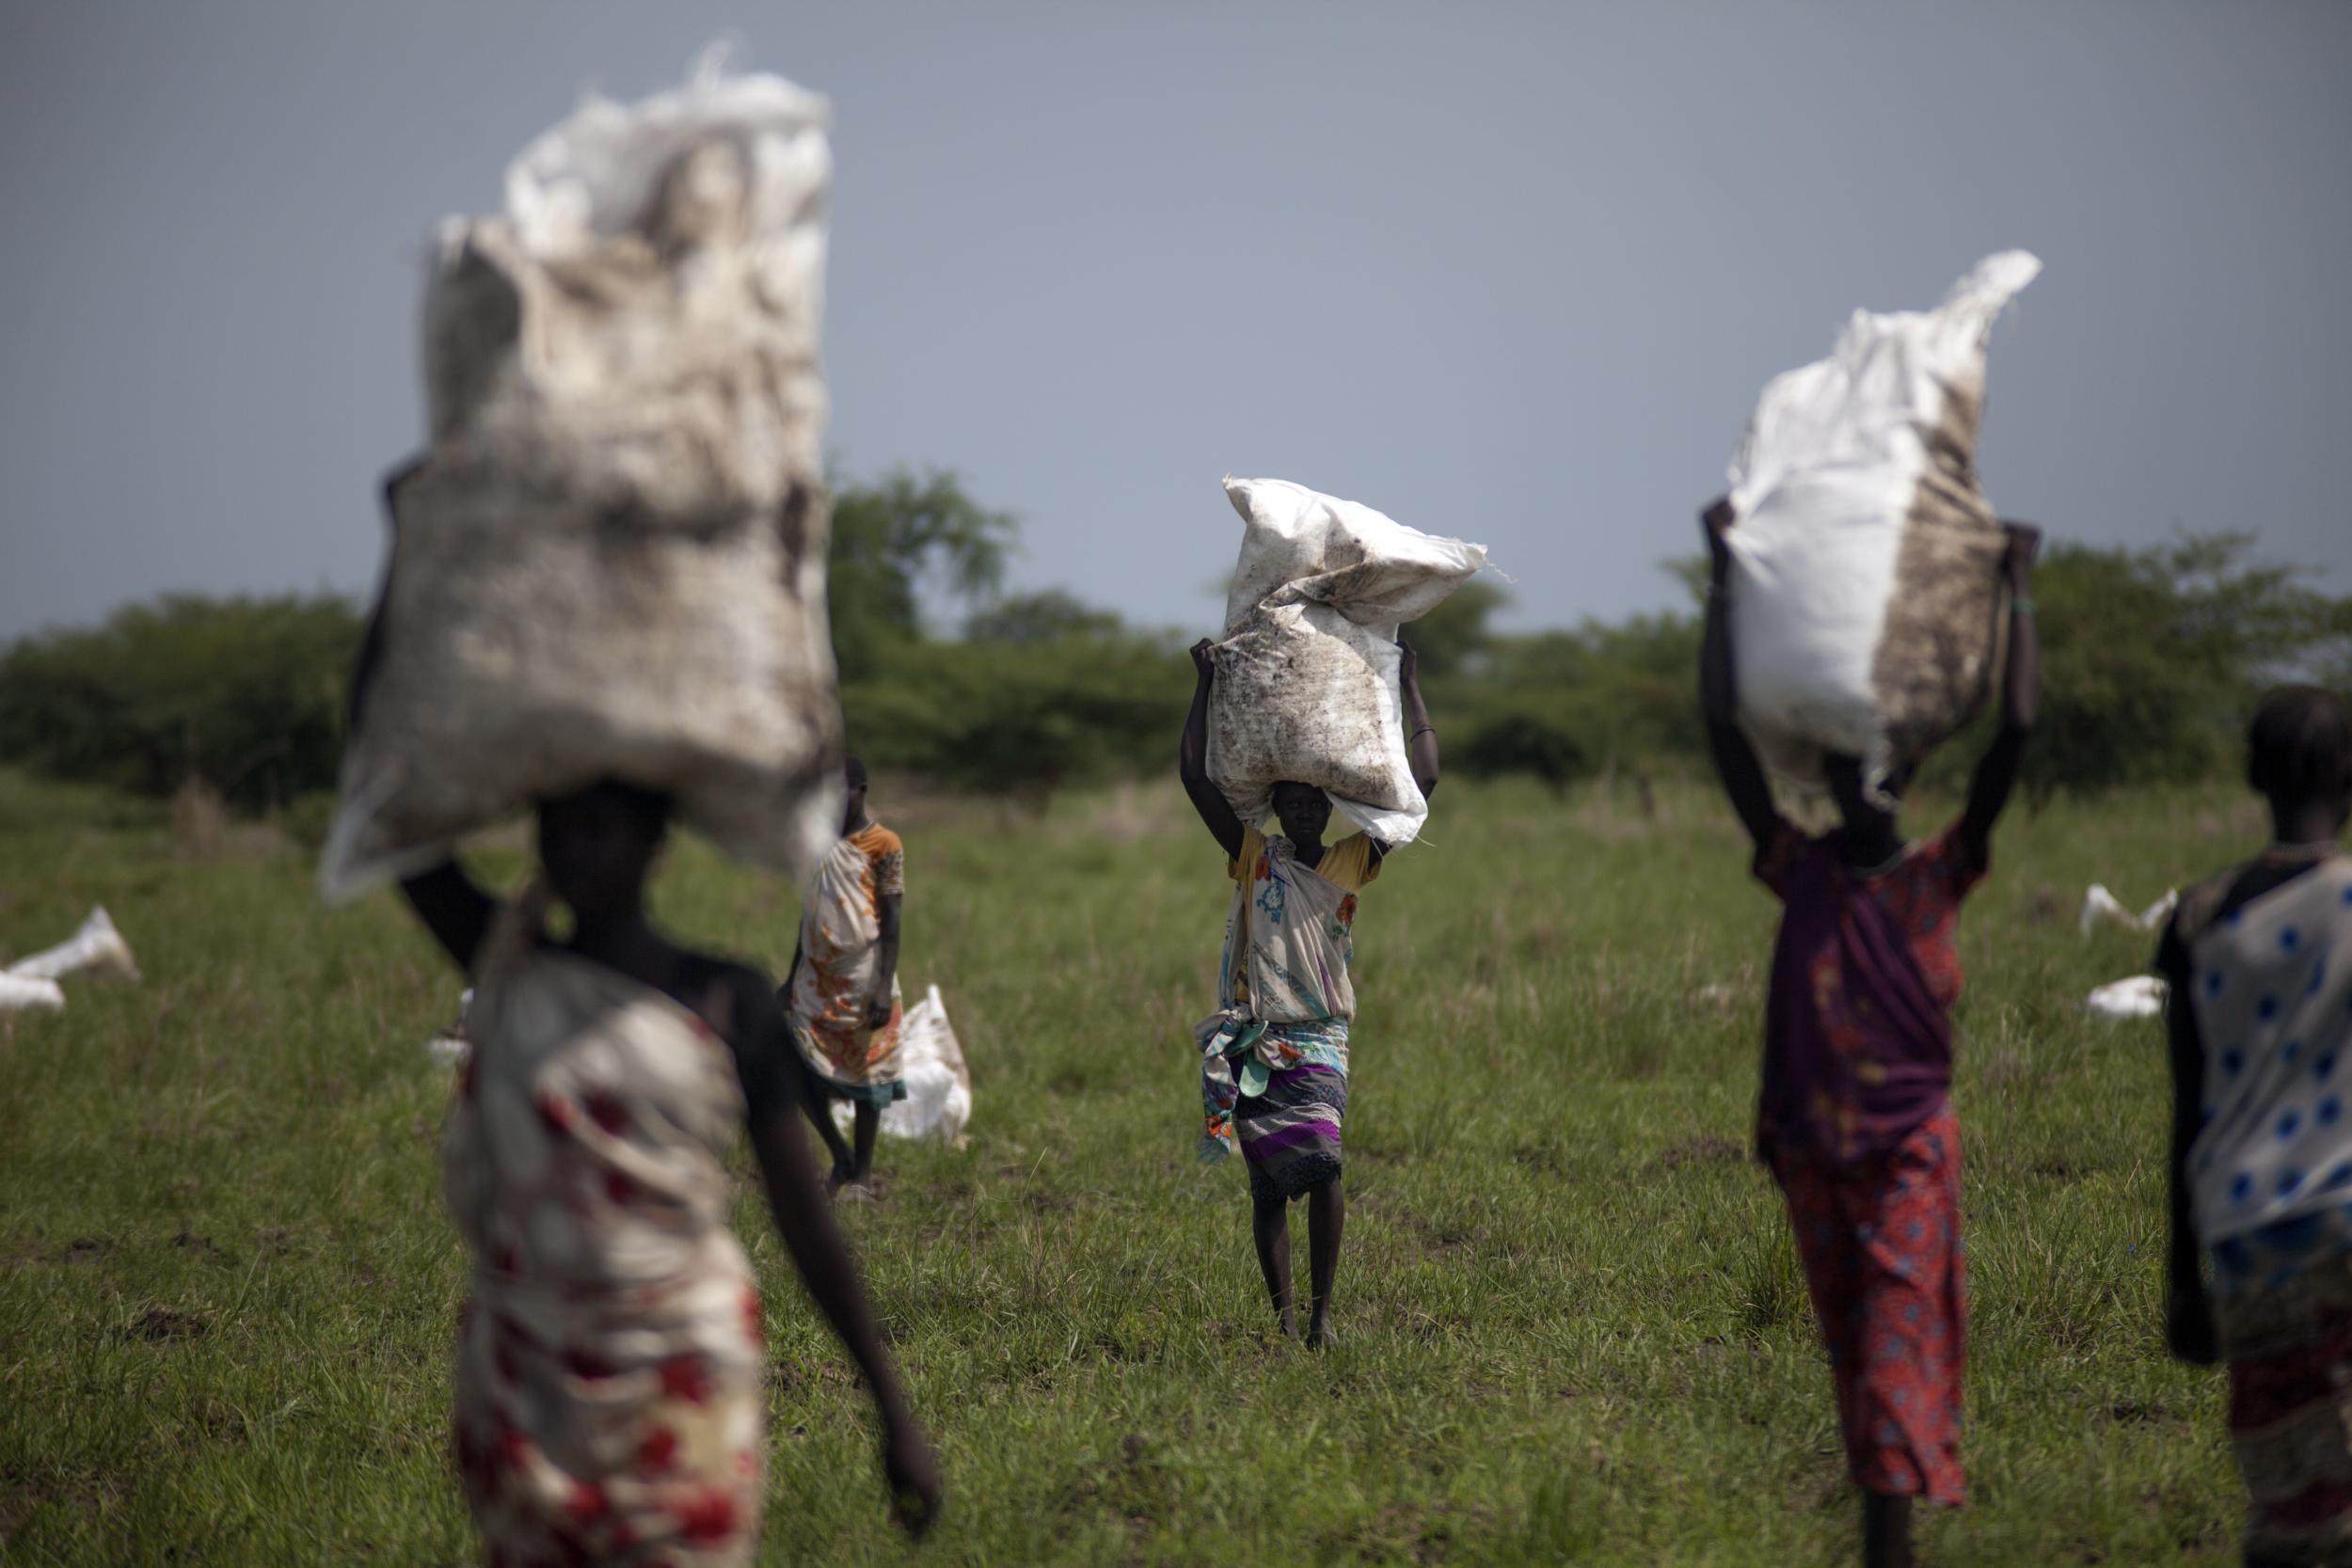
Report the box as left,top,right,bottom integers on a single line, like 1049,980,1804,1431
1225,824,1380,1004
1227,824,1381,894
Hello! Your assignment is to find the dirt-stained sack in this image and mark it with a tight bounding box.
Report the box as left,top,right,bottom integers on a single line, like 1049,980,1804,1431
319,58,844,903
1723,250,2039,797
1207,478,1486,847
834,983,971,1144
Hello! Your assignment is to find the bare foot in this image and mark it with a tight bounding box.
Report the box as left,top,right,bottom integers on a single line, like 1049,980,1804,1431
834,1181,878,1206
824,1164,851,1197
1305,1318,1334,1350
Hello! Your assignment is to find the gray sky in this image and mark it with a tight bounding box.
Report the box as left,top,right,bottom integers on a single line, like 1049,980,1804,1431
3,1,2347,643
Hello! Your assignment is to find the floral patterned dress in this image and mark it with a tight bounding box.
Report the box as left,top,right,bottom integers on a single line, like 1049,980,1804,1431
786,823,907,1104
443,903,768,1567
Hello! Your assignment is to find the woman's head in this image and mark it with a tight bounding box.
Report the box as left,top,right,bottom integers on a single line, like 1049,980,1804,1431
842,754,869,832
1822,753,1912,841
2248,685,2352,829
1270,781,1332,845
537,779,672,919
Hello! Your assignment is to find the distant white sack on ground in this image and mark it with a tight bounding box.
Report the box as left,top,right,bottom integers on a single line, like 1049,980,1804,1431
0,974,66,1013
834,983,971,1144
2,906,138,1013
2086,974,2169,1021
2078,883,2179,938
6,906,139,984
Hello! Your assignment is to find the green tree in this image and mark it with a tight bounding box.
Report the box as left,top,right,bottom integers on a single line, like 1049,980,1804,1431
842,635,1188,808
828,469,1016,680
2012,533,2352,802
1402,578,1507,679
0,594,362,810
964,589,1125,645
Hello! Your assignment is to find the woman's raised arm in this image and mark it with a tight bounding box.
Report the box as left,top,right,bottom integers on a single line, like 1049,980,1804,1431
1697,500,1782,854
1958,523,2042,870
1179,639,1246,861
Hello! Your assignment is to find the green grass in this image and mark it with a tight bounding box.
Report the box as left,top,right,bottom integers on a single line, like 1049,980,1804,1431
0,767,2270,1565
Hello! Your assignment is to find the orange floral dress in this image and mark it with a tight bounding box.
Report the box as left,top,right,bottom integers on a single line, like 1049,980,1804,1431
786,823,906,1104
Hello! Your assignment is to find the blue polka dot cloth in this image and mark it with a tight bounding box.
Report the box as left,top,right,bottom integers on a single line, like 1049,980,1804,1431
2189,862,2352,1293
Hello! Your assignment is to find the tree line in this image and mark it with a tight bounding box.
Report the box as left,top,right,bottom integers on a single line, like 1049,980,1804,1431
3,472,2346,819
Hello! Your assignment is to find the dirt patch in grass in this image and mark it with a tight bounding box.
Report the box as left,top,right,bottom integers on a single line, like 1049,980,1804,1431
1659,1134,1744,1170
59,1236,115,1265
125,1305,210,1342
1321,1499,1499,1565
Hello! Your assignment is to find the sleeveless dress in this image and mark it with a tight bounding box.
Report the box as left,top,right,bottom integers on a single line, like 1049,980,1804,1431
1196,827,1379,1201
442,904,768,1566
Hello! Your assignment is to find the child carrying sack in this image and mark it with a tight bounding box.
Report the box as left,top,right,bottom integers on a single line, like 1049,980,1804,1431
1207,477,1486,847
1722,250,2040,797
319,56,845,902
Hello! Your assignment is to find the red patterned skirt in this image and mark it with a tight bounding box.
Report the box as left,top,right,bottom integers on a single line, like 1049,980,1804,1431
1771,1105,1966,1506
2216,1247,2352,1564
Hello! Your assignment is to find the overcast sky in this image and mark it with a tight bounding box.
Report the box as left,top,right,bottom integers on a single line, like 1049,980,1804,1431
2,1,2346,643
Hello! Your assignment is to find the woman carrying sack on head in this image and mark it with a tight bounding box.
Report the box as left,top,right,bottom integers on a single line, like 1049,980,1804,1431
2155,686,2352,1568
395,779,941,1567
1698,499,2040,1568
1177,635,1437,1350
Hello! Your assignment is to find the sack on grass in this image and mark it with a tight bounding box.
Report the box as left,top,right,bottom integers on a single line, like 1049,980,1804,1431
831,984,972,1143
1207,477,1486,847
1722,250,2040,798
319,57,845,902
5,907,138,984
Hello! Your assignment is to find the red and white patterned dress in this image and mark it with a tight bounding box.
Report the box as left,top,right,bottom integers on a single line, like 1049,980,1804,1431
443,910,768,1566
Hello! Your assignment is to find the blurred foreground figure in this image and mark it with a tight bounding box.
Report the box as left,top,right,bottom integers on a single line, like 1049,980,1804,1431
1179,636,1437,1349
2155,686,2352,1568
396,781,940,1563
1700,500,2040,1568
783,756,908,1196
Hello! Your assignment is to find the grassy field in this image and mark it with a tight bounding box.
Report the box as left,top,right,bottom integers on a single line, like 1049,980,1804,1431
0,766,2282,1565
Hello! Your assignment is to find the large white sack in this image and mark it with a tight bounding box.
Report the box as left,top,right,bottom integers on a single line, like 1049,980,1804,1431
320,55,844,902
1724,251,2040,796
1208,478,1485,846
834,983,971,1143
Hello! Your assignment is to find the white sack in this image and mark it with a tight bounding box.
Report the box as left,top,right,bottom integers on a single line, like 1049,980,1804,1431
2087,974,2168,1022
6,907,138,983
1207,477,1486,846
1724,251,2040,796
2078,883,2180,939
0,974,65,1013
320,55,844,903
833,983,971,1143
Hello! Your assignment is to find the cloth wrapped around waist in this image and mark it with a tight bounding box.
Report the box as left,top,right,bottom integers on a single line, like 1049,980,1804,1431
1196,1006,1349,1164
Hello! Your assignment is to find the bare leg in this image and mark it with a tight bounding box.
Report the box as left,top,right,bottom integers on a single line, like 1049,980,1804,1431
1304,1175,1344,1348
851,1101,881,1186
1862,1493,1912,1568
1251,1194,1296,1338
799,1067,855,1192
